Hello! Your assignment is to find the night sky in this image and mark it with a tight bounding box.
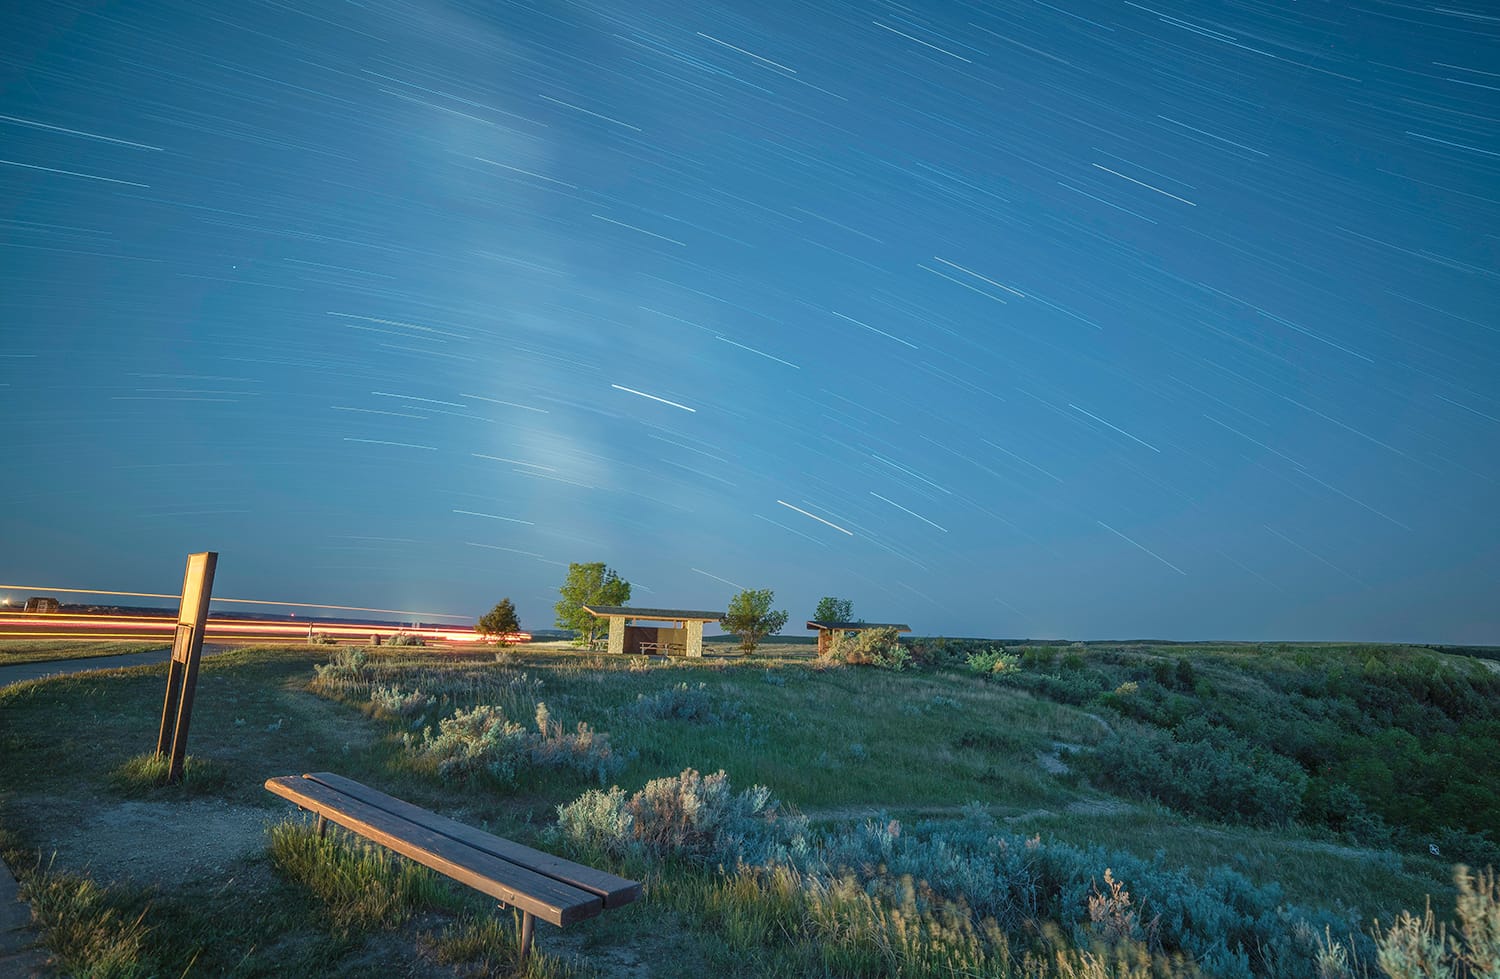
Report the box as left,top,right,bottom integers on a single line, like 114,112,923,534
3,0,1497,642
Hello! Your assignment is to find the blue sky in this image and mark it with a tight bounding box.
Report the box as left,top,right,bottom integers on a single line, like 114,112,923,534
3,0,1496,641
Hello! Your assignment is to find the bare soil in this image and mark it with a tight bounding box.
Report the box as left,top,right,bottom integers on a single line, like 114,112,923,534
26,795,271,888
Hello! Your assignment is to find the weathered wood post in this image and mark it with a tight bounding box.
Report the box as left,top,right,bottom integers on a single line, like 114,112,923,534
155,551,217,784
518,909,535,960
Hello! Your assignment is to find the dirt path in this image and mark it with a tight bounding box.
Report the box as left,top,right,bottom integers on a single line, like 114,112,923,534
20,794,274,888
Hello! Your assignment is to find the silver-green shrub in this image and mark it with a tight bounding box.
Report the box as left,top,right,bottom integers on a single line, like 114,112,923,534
628,682,721,723
369,685,435,720
405,701,622,786
554,767,807,866
553,771,1378,977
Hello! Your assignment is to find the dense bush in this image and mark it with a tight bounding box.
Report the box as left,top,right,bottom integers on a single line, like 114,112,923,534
905,636,996,669
981,643,1500,850
1085,720,1307,827
820,627,912,671
968,647,1020,675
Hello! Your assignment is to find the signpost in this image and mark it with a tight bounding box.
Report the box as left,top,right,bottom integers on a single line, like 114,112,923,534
155,551,217,784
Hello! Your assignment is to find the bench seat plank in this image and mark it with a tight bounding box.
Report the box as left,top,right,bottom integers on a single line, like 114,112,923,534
265,776,601,926
302,773,641,909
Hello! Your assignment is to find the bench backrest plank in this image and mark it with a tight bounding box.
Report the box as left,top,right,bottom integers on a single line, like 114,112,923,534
302,772,642,909
265,776,601,926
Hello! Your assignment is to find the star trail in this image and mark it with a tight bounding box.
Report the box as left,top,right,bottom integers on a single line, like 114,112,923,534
2,0,1496,642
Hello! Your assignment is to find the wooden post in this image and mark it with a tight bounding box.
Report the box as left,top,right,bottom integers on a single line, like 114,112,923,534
154,624,189,755
155,552,217,784
518,909,535,960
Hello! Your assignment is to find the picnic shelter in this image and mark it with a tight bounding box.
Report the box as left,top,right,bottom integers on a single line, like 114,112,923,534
582,605,724,657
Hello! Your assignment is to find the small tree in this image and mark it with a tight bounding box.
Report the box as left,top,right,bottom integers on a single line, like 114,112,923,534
555,562,631,647
721,588,788,655
813,596,853,623
477,598,521,640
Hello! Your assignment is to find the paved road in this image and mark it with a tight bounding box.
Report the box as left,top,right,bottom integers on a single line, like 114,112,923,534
0,647,182,688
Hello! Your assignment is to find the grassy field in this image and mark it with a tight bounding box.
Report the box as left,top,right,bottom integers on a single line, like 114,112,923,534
0,639,1490,977
0,640,168,666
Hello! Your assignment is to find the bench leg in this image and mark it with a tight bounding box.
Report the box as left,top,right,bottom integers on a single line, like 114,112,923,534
518,909,535,961
316,814,327,839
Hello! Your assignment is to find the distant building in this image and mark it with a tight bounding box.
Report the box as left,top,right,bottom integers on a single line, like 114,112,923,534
582,605,724,657
24,597,61,613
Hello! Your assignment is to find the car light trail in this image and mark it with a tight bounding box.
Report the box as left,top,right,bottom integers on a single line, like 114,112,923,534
0,584,471,620
0,612,528,646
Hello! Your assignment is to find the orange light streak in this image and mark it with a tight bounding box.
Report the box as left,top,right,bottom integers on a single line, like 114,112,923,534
1,611,527,647
0,584,470,619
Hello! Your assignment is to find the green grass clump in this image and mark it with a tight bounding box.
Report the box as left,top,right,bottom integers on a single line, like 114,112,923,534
108,752,229,797
426,913,580,978
267,818,461,936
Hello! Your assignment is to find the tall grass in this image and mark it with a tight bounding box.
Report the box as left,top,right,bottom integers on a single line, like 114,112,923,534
18,859,151,979
267,817,462,936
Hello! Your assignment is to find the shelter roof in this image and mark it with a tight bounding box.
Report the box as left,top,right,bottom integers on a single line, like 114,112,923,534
806,621,912,632
583,605,724,621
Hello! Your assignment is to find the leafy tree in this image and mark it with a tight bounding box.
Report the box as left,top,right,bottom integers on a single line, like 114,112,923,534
476,598,521,640
813,596,853,623
721,588,788,655
554,562,631,647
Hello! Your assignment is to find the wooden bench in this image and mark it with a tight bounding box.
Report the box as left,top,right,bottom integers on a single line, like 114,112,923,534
265,772,640,959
